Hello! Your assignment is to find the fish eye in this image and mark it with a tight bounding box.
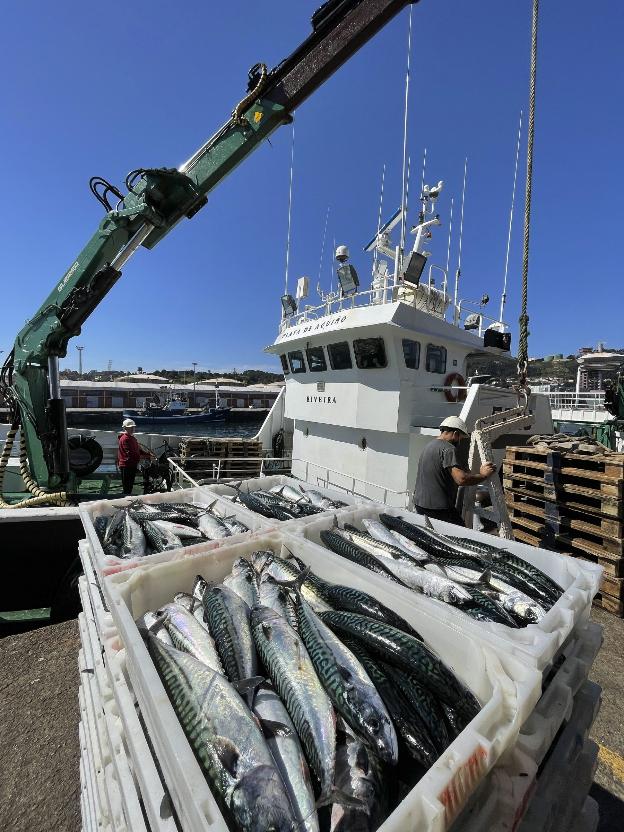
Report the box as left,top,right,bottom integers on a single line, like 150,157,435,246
368,716,381,734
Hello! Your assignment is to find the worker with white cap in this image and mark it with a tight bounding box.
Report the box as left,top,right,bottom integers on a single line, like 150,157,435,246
412,416,496,526
117,418,153,495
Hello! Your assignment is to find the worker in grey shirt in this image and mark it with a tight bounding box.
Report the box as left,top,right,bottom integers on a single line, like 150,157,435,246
413,416,496,526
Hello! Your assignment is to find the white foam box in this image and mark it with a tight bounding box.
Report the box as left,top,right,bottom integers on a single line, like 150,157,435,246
79,565,179,832
79,486,270,578
286,505,603,673
104,532,542,832
201,474,368,529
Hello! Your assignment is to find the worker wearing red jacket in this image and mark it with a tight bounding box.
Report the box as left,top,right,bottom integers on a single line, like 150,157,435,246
117,419,152,495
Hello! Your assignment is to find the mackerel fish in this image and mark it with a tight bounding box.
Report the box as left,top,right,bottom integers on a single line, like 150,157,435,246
223,558,260,608
293,593,398,764
141,518,182,553
320,610,481,722
153,519,204,540
380,663,450,754
120,511,148,557
220,515,250,535
195,579,258,691
250,605,336,796
319,530,406,586
197,505,231,540
173,592,211,632
252,681,319,832
343,640,439,769
259,573,299,631
148,639,296,831
331,722,387,832
361,519,429,561
258,553,332,613
155,602,224,672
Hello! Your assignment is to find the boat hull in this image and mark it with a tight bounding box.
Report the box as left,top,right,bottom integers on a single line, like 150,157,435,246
123,410,229,425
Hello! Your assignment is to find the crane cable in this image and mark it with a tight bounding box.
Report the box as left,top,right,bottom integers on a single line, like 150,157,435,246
517,0,539,402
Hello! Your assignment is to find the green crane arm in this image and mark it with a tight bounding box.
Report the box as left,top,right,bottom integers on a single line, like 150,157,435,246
3,0,416,495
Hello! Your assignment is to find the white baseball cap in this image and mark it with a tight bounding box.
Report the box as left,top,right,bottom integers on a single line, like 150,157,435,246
122,418,136,428
439,416,469,435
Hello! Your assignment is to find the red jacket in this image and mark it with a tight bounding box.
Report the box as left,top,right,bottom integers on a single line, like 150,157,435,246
117,432,145,468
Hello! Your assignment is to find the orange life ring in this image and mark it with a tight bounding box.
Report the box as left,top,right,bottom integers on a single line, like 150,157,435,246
444,372,467,403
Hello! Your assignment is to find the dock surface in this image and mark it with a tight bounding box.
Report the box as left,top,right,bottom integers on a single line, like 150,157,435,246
1,611,623,831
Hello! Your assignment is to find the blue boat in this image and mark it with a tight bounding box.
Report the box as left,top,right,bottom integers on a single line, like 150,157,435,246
123,398,230,425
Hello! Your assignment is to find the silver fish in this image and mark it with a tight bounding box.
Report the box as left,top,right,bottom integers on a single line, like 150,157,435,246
424,562,484,585
197,506,231,540
252,682,319,832
251,605,336,796
270,484,310,504
121,511,148,557
251,550,277,572
302,487,346,510
485,587,545,623
262,555,332,614
152,519,204,540
331,722,386,832
148,640,296,832
173,592,211,632
135,611,173,645
224,558,260,608
220,515,250,535
157,602,224,672
259,572,299,631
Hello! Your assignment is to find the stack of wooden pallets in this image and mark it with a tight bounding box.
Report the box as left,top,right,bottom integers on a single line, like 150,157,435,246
178,436,263,480
503,445,624,616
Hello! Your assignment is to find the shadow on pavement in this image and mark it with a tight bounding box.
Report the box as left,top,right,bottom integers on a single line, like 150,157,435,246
591,783,624,832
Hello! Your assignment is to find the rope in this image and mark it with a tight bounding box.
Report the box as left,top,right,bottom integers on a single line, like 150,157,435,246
0,420,69,508
232,63,268,125
518,0,539,391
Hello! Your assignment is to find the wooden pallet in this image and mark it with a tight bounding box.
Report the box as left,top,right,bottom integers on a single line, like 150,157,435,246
592,591,624,617
511,524,624,578
601,574,624,600
503,478,622,518
510,511,624,557
502,463,623,499
505,491,624,538
505,447,624,479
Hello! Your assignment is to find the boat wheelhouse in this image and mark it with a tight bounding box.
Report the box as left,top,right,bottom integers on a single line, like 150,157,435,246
267,182,552,506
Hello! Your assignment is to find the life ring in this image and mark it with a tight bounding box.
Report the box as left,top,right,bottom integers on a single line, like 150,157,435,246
67,435,103,477
444,372,467,403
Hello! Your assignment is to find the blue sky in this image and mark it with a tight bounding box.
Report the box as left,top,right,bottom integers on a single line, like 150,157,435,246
2,1,622,374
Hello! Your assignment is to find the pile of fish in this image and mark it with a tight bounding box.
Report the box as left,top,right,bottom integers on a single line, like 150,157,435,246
138,550,481,832
92,499,249,559
319,515,564,628
225,482,348,521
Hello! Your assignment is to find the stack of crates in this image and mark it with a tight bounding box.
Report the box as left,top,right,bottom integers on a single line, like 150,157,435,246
76,479,605,832
504,445,624,616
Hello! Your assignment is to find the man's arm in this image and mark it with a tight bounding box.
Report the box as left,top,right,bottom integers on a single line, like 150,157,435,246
450,463,496,487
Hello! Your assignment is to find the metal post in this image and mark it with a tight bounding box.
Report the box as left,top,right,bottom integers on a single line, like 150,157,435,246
48,357,61,399
76,345,84,378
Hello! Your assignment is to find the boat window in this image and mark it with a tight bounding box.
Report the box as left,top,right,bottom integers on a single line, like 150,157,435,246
306,346,327,372
426,344,447,374
402,339,420,369
288,350,307,373
279,354,289,374
327,341,353,370
354,338,387,369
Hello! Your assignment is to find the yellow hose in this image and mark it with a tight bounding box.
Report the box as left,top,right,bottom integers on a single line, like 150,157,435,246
0,424,69,508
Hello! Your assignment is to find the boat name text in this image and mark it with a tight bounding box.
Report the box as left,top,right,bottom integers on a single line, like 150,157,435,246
279,314,348,341
306,395,337,404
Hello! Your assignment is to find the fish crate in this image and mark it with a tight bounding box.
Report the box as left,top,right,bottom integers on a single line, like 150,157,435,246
104,532,542,832
77,554,187,832
79,486,271,580
286,505,603,674
201,473,368,529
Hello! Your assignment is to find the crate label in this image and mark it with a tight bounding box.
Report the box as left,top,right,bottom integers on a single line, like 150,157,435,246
439,745,488,824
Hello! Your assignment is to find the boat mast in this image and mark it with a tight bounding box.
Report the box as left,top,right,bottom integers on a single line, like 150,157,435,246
444,196,454,301
398,5,413,266
283,122,296,298
453,157,468,324
500,110,523,324
372,164,386,279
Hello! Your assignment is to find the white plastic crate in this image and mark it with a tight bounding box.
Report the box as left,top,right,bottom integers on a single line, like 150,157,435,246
287,505,603,672
80,487,270,578
79,726,98,832
105,532,542,832
451,626,602,832
78,556,179,832
202,474,367,529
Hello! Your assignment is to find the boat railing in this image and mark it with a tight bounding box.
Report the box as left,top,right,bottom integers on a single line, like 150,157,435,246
278,279,509,338
292,457,413,508
546,390,607,412
168,454,293,488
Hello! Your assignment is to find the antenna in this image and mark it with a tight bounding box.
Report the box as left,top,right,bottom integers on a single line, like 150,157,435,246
419,147,427,219
372,164,386,277
444,196,454,298
453,157,468,323
284,122,296,296
500,110,523,323
318,205,330,286
399,5,413,259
